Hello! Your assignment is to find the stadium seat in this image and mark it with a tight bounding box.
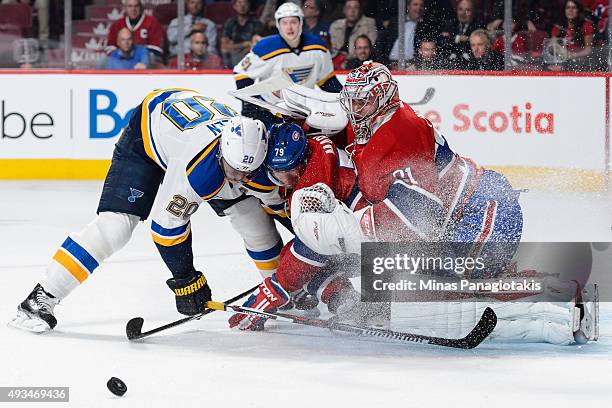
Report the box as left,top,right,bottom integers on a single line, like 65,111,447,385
0,4,32,36
86,5,123,22
522,30,549,58
153,3,178,27
205,2,235,26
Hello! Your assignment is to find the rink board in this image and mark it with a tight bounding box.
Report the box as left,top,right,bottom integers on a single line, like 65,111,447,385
0,71,608,191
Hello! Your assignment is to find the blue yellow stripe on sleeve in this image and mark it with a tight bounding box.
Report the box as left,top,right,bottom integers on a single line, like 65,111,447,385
186,138,226,200
234,74,250,81
317,71,336,87
243,169,276,193
151,221,192,246
52,237,99,283
140,88,195,169
246,240,283,271
263,203,288,218
252,35,291,61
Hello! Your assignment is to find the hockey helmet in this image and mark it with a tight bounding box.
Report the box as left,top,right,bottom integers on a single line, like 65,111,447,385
220,117,268,180
275,2,304,41
339,61,399,145
265,122,308,172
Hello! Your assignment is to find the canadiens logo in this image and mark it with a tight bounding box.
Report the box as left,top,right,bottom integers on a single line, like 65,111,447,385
284,65,314,84
292,131,300,141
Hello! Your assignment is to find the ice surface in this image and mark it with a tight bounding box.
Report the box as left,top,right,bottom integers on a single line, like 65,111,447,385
0,181,611,407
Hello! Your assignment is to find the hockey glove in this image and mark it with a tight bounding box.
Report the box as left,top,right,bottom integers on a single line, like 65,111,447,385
228,274,290,331
166,271,212,316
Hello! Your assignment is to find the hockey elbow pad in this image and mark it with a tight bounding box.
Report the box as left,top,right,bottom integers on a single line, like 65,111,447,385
166,271,212,316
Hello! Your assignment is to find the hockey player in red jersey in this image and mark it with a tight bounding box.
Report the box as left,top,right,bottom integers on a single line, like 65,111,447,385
228,122,368,330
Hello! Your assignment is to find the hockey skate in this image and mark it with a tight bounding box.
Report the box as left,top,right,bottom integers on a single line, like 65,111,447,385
573,283,599,344
9,284,59,333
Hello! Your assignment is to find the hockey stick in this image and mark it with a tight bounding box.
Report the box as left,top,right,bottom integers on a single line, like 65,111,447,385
125,285,258,341
208,303,497,349
407,87,435,106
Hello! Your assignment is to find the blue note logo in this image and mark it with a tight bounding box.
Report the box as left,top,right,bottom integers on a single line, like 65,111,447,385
128,188,144,203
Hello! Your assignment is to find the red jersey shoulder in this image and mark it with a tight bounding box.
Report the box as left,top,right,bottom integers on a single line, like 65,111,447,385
107,15,163,52
354,103,437,202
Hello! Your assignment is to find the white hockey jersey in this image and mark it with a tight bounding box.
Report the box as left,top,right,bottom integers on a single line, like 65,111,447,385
233,33,337,94
138,88,283,247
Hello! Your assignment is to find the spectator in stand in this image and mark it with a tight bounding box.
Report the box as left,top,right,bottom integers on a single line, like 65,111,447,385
167,0,217,57
221,0,265,67
106,0,164,62
378,0,432,65
491,18,528,65
438,0,483,66
302,0,330,44
1,0,49,43
464,29,503,71
168,30,224,70
550,0,594,71
344,34,375,69
406,38,448,70
329,0,377,64
100,27,148,70
260,0,302,33
485,1,540,33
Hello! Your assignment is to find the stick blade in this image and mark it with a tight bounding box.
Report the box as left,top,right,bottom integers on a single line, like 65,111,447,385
457,306,497,349
126,317,144,341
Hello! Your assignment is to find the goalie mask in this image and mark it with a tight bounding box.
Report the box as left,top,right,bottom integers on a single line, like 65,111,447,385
339,61,399,145
219,117,268,182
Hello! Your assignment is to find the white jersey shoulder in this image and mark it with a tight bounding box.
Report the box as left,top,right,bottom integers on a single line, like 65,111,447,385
139,88,239,170
233,33,335,89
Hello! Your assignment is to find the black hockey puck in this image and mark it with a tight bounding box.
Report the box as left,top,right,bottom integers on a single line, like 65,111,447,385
106,377,127,397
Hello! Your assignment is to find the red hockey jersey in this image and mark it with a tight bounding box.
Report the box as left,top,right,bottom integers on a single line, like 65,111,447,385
106,14,164,55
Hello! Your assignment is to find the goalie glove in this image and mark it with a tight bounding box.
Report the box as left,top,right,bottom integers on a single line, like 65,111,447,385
166,271,212,316
228,274,290,331
291,183,363,256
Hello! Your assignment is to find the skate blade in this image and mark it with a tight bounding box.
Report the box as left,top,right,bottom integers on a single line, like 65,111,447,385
7,311,52,333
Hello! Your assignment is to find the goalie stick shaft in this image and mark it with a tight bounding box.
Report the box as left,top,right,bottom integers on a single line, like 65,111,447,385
406,87,435,106
125,284,258,341
209,303,497,349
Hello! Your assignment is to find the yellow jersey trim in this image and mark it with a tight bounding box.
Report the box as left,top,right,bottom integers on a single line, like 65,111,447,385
303,44,329,53
260,48,291,61
317,71,336,87
152,227,192,247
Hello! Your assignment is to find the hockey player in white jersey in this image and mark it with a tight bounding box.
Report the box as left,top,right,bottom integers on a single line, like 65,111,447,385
10,88,285,333
233,2,342,124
